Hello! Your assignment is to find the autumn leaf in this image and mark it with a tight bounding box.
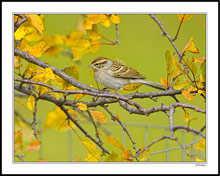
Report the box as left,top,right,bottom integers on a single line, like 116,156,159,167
183,58,197,76
38,86,50,95
105,136,125,150
14,56,22,69
164,50,179,85
90,40,101,53
71,39,91,60
121,149,132,161
139,147,150,162
89,110,107,124
200,61,206,84
44,107,76,130
77,102,88,111
80,138,101,162
33,67,55,83
26,140,41,153
192,57,206,63
14,129,23,152
173,78,190,90
87,24,101,40
14,26,27,40
184,110,198,122
160,77,169,88
104,151,120,162
177,14,194,22
23,14,44,35
182,86,197,100
110,14,120,24
23,41,50,57
74,94,86,100
27,94,35,111
173,56,186,76
196,158,204,162
123,83,142,91
182,36,199,54
64,65,79,80
193,138,206,151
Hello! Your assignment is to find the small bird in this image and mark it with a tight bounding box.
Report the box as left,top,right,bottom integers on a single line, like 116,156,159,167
88,57,165,91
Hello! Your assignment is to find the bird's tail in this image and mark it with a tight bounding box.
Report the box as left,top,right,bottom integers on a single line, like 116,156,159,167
130,79,165,90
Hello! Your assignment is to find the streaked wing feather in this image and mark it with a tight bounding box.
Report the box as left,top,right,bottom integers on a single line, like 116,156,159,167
112,61,145,79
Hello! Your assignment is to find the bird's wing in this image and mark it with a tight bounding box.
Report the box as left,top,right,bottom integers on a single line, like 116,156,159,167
111,60,145,79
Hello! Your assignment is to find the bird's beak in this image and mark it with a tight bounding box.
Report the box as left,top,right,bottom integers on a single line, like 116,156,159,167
88,64,93,68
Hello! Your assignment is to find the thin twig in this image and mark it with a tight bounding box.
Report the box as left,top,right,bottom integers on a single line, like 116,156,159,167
87,110,103,144
130,135,174,160
149,14,182,58
173,14,185,41
101,105,138,152
173,125,206,138
115,24,120,45
14,154,26,162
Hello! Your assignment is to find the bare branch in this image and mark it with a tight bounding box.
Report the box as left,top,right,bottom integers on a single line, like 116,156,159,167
14,15,27,32
87,110,103,144
173,125,206,138
149,14,182,58
168,106,175,137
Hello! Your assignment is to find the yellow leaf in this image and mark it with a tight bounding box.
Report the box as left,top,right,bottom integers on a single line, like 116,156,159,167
75,94,85,100
38,86,50,95
26,140,41,153
182,36,199,54
64,65,79,80
71,39,91,60
177,14,194,22
69,30,83,40
14,26,27,40
160,77,169,88
23,14,44,35
80,138,101,162
110,14,120,24
121,149,132,161
14,129,23,152
27,94,35,111
123,84,142,91
44,67,55,82
193,138,206,151
90,40,101,53
198,90,206,97
44,107,76,130
105,136,125,150
89,110,107,124
173,56,186,76
25,41,50,57
66,86,76,91
104,151,120,162
87,24,101,40
24,26,43,42
45,46,62,57
196,158,204,162
182,86,197,100
14,56,22,69
192,57,206,63
173,78,190,90
139,147,150,162
77,102,88,111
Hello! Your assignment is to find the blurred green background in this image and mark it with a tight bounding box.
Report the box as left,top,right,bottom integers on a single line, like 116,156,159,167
14,14,206,162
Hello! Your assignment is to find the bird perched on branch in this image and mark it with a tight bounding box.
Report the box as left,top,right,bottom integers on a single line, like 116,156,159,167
89,57,165,91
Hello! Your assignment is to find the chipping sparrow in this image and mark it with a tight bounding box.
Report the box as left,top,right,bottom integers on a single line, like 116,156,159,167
88,57,165,91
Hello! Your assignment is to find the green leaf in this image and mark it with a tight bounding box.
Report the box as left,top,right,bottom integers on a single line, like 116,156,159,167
64,64,79,80
184,58,197,76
